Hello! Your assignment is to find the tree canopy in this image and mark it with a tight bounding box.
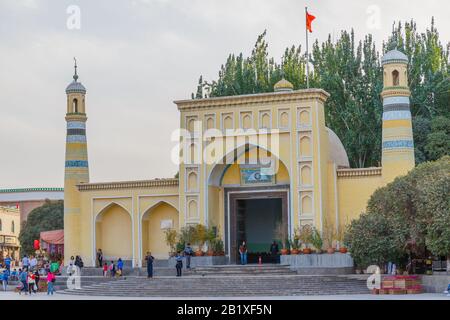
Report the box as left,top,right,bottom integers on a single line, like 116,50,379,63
344,156,450,268
193,19,449,168
18,200,64,256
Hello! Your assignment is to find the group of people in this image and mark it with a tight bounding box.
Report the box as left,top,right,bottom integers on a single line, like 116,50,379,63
143,243,195,279
17,269,56,295
96,249,124,277
67,255,84,275
238,240,280,265
102,259,124,277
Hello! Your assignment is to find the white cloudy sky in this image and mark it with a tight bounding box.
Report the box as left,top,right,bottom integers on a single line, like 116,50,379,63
0,0,448,188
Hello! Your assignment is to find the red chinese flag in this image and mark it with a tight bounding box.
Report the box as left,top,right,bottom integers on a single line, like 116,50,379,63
306,11,315,33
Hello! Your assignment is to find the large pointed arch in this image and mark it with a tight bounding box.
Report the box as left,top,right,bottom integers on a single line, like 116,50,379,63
94,202,133,264
140,200,179,261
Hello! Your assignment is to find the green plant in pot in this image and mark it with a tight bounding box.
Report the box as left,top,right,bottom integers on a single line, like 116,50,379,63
192,224,209,256
298,225,313,254
164,228,178,256
211,238,225,256
322,219,336,254
205,227,217,256
336,225,348,253
290,236,301,255
274,220,289,255
310,227,323,254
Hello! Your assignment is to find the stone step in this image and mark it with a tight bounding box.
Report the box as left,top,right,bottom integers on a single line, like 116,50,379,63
60,275,370,297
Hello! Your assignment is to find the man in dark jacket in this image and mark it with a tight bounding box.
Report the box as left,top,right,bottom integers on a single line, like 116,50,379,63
183,243,194,269
175,252,183,277
146,252,155,278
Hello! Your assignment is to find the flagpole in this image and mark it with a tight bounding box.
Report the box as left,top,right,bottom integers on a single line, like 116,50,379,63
305,7,310,89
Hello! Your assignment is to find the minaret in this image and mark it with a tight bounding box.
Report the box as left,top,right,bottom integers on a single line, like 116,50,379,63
64,58,89,264
380,49,415,184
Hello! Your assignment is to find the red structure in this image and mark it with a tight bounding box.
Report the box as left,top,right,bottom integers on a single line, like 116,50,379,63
40,230,64,256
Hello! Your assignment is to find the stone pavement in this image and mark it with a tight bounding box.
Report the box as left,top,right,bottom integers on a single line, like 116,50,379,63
1,291,449,300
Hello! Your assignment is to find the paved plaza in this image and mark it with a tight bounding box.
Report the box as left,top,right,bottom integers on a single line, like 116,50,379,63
1,291,449,300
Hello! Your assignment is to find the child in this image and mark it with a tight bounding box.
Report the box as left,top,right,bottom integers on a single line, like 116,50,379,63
47,271,55,295
109,261,116,278
103,262,108,277
27,271,36,294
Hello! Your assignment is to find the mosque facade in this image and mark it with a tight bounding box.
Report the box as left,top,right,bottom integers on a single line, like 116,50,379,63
63,50,415,267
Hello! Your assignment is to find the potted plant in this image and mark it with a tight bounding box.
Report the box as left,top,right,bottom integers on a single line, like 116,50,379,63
310,227,323,254
322,219,336,254
192,224,209,256
164,228,178,256
336,225,348,253
212,238,225,256
205,228,216,256
274,221,289,255
298,225,313,254
290,236,301,255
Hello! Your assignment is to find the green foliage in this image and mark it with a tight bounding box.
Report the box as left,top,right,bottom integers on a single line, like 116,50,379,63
344,213,405,268
210,238,224,254
164,228,178,254
310,228,324,251
18,200,63,256
178,225,196,245
193,19,450,167
425,116,450,160
297,225,313,248
344,156,450,268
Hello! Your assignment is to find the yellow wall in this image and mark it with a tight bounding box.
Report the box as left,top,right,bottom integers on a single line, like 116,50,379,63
96,204,132,260
337,175,383,227
142,202,179,259
74,185,179,267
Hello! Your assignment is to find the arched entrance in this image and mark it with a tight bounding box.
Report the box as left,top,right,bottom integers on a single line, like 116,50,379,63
207,144,290,264
141,201,179,261
95,203,133,265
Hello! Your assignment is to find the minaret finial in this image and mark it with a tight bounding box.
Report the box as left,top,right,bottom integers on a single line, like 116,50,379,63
73,57,78,82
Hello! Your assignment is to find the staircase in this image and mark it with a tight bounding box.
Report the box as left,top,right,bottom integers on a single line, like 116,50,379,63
189,264,297,276
59,265,370,297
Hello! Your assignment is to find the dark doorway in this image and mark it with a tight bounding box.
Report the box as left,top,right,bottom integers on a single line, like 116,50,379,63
228,190,289,264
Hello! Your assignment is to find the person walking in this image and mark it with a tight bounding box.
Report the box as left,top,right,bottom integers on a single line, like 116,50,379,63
183,243,194,269
27,271,36,294
34,269,40,292
239,241,248,265
97,249,103,268
4,256,11,272
146,252,155,278
29,256,37,272
1,270,9,291
46,271,55,295
103,262,108,277
175,252,183,277
109,261,116,277
18,269,28,295
117,258,124,276
22,255,29,271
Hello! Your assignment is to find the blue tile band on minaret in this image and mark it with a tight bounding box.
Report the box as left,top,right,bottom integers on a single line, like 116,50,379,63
65,160,89,168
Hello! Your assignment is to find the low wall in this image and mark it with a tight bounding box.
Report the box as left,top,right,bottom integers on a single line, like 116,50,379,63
281,253,354,274
420,274,450,293
168,256,228,269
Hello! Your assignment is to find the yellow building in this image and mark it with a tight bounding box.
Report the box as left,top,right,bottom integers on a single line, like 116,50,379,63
63,50,415,267
0,206,21,263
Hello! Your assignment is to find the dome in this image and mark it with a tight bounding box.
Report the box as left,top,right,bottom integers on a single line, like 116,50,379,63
274,78,294,92
66,80,86,94
381,49,408,66
326,128,350,168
